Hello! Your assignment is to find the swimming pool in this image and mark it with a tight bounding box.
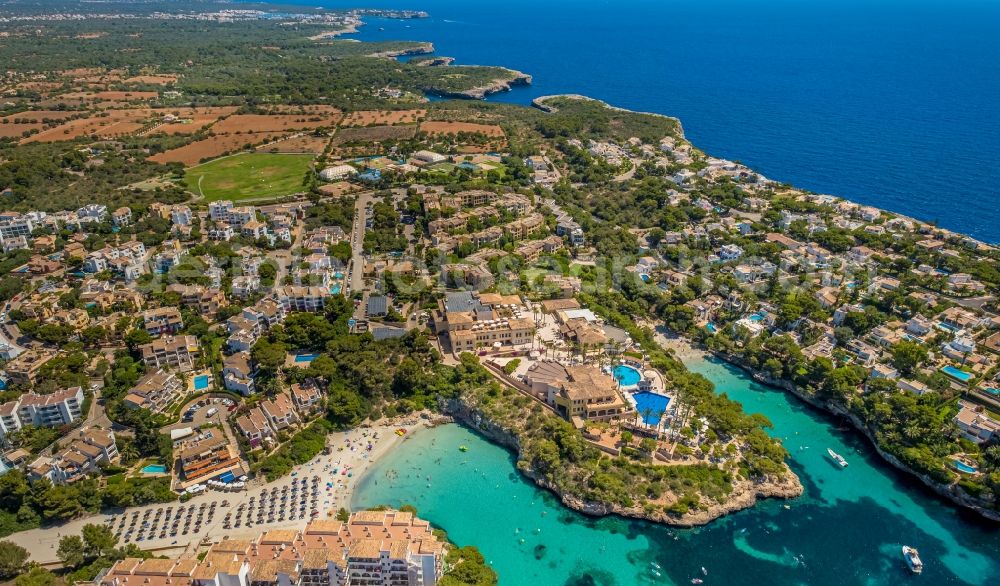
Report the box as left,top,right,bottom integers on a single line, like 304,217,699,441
334,272,344,279
981,387,1000,397
941,365,973,383
295,353,320,363
613,364,642,387
193,375,210,390
706,322,718,333
954,460,978,474
749,312,766,322
330,284,342,295
633,391,671,425
141,464,168,474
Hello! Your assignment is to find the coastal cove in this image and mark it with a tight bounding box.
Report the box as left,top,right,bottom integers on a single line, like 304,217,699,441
353,353,1000,585
311,0,1000,244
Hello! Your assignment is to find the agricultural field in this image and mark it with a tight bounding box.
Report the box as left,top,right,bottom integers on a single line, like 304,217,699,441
149,132,288,166
149,106,240,135
419,120,505,137
331,125,417,145
21,112,147,143
182,152,314,202
266,105,343,116
124,74,179,85
340,109,426,127
0,111,80,123
59,90,159,101
257,134,331,154
210,113,342,134
0,123,44,138
419,120,507,153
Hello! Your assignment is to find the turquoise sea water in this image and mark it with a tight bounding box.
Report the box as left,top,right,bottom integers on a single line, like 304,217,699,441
354,356,999,584
306,0,1000,243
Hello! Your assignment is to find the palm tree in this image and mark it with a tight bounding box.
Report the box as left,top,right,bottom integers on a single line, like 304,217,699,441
119,441,139,464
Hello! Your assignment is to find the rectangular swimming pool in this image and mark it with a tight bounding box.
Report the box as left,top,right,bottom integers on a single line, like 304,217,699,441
193,374,210,390
941,365,973,382
295,353,320,363
141,464,168,474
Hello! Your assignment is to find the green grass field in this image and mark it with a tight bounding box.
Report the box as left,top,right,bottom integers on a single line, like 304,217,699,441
184,152,314,202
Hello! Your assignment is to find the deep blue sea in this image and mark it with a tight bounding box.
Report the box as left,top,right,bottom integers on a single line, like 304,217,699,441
308,0,1000,243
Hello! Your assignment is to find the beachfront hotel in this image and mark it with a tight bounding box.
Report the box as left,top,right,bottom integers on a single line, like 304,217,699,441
431,291,535,354
100,511,446,586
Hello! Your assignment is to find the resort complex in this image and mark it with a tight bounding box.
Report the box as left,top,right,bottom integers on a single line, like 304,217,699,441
0,1,995,585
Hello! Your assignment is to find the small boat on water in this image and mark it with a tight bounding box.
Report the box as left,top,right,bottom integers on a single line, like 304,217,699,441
827,448,848,467
902,546,923,574
459,445,469,452
650,561,662,570
691,580,703,585
701,566,708,576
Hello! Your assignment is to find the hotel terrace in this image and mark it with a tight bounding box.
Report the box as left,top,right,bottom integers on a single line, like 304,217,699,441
100,511,446,586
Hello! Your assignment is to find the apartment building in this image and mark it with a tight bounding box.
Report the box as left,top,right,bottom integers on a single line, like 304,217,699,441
176,432,245,487
101,510,445,586
167,284,227,314
142,306,184,336
274,286,329,313
112,207,132,227
223,352,257,396
235,407,273,448
123,369,184,412
30,427,118,484
140,335,200,371
0,386,86,440
260,391,299,432
3,349,56,386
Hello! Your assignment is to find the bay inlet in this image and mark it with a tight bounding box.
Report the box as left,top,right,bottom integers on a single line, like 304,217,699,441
353,355,999,585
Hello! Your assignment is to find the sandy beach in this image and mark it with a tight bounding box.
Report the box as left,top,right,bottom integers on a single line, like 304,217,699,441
645,321,710,363
7,418,429,565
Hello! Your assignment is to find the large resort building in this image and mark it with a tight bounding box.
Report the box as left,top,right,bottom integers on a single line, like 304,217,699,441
431,291,535,353
101,511,446,586
524,362,631,426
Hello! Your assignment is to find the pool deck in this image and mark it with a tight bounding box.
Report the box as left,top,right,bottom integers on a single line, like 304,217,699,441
187,369,215,392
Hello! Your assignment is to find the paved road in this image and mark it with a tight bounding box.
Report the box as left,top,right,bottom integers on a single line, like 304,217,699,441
347,191,374,295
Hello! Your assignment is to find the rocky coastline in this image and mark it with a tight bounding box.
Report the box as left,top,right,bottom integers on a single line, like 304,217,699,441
442,397,802,528
426,69,532,100
410,56,455,67
696,344,1000,522
532,94,686,136
367,41,435,58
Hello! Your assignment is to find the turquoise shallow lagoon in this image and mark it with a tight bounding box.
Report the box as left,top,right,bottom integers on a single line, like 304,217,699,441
353,356,999,585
